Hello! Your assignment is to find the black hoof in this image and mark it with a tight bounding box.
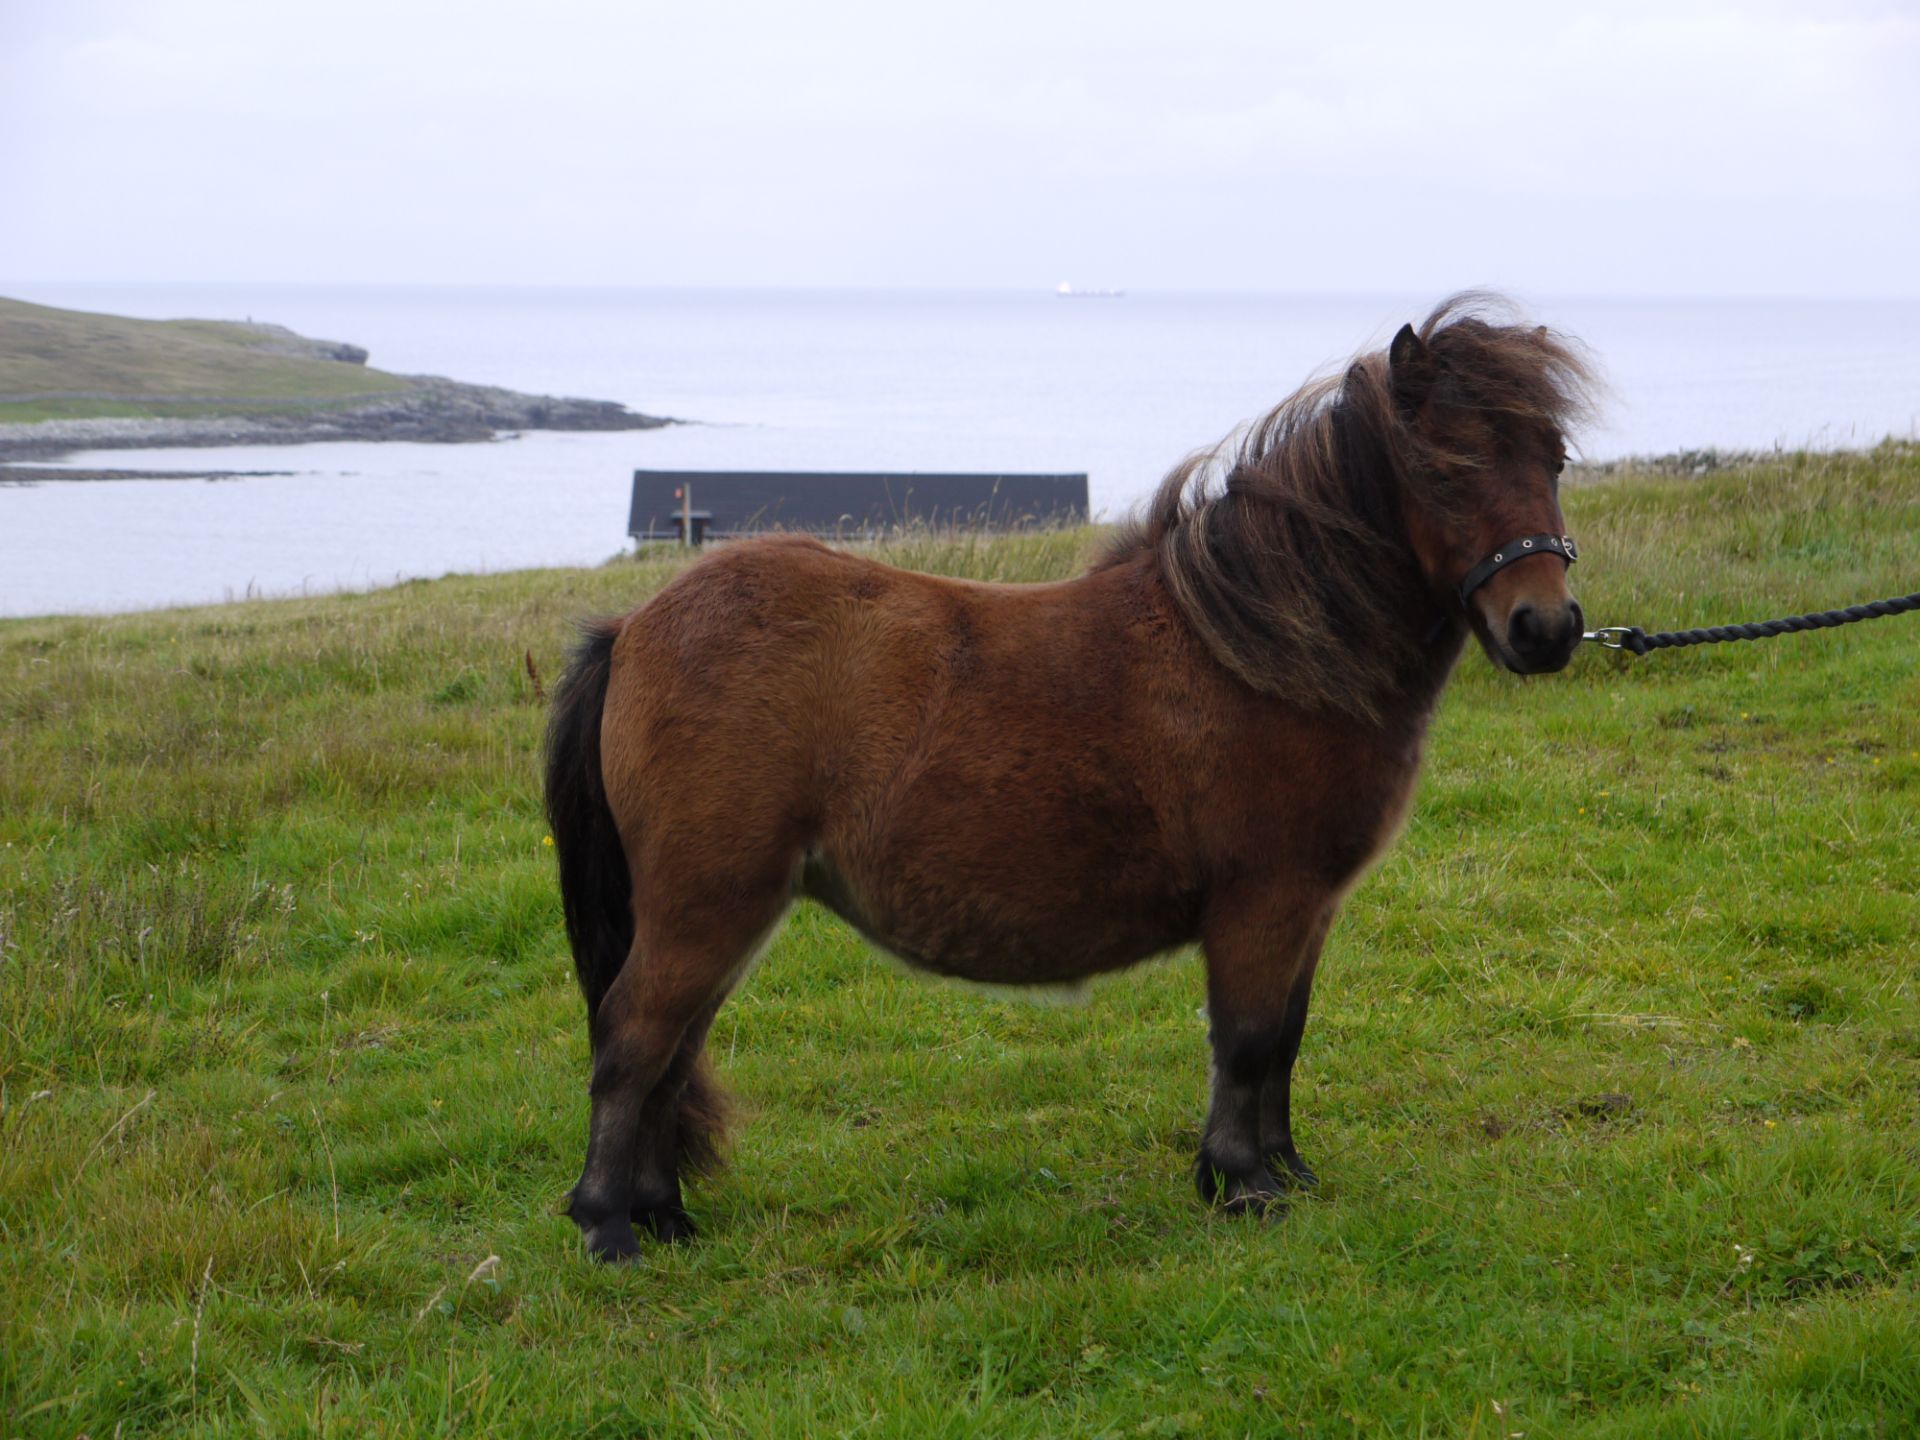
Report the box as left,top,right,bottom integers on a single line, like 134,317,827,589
582,1218,642,1262
1195,1148,1287,1215
634,1202,698,1244
568,1186,644,1261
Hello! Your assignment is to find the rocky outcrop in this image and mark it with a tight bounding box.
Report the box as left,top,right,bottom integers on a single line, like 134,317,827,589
1567,449,1768,481
227,321,371,366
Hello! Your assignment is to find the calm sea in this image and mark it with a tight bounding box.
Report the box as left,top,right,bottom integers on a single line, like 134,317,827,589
3,284,1917,617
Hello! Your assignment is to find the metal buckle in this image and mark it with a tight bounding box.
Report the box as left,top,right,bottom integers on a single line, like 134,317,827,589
1582,627,1633,649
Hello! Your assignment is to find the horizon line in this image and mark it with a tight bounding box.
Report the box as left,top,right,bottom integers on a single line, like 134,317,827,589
5,279,1920,307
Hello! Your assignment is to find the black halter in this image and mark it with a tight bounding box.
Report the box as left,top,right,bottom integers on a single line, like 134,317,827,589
1457,533,1577,608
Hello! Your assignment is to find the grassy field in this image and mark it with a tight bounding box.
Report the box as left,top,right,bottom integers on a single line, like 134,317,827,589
0,296,411,422
2,447,1917,1437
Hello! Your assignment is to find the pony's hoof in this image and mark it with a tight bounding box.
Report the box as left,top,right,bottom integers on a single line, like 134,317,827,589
582,1219,642,1263
634,1203,698,1244
1195,1149,1287,1215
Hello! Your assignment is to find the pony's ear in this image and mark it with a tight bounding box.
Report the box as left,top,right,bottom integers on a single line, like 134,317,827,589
1389,323,1436,411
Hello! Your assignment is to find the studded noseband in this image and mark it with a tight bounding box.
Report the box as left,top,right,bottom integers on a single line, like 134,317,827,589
1456,533,1577,608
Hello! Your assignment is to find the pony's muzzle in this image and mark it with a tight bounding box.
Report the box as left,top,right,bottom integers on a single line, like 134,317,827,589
1503,596,1584,673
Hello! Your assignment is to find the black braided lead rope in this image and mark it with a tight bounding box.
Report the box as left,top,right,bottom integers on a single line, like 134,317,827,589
1586,591,1920,655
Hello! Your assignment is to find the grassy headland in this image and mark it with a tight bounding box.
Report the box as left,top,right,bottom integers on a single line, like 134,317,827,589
0,296,664,453
1,446,1917,1436
0,297,412,420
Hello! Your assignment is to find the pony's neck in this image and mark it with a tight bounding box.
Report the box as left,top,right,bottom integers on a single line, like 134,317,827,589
1127,386,1472,726
1403,610,1470,722
1320,401,1465,723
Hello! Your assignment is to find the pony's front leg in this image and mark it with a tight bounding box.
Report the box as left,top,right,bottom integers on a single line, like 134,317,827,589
1258,932,1327,1189
1196,886,1333,1215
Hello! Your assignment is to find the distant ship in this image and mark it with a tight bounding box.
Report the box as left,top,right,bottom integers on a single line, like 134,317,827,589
1056,281,1125,299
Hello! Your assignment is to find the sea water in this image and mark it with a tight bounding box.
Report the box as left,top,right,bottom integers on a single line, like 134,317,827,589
2,284,1916,617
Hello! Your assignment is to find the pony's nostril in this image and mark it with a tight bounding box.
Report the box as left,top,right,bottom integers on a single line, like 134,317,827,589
1567,599,1584,637
1508,603,1542,653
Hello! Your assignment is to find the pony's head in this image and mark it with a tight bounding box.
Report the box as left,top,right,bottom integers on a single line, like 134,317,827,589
1105,292,1599,719
1384,307,1596,675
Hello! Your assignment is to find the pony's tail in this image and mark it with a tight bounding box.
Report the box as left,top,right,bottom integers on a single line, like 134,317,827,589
545,618,632,1026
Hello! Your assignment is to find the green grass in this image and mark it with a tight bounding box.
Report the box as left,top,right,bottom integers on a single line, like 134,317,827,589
0,395,409,425
0,296,413,419
2,446,1918,1437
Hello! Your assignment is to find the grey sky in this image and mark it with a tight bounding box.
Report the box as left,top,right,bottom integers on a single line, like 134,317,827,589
4,0,1916,296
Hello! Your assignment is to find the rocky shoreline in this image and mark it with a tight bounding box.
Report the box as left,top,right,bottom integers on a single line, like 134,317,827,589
0,465,298,484
0,374,673,462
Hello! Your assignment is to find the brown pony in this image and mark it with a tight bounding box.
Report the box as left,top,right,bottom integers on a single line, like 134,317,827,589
546,293,1596,1260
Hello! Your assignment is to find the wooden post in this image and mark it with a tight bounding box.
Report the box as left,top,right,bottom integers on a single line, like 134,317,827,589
682,481,693,549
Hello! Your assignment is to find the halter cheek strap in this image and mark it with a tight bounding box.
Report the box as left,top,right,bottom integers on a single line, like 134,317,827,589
1457,533,1577,608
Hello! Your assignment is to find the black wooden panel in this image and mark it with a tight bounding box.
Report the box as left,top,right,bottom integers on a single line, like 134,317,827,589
628,471,1088,540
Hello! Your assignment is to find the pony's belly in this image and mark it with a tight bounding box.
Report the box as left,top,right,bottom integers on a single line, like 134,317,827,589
890,916,1174,985
800,849,1192,985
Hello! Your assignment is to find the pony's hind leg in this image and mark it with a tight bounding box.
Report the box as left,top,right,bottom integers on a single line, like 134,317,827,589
624,1006,726,1243
569,897,783,1260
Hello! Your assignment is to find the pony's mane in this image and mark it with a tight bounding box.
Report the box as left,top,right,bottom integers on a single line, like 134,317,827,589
1098,292,1597,720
